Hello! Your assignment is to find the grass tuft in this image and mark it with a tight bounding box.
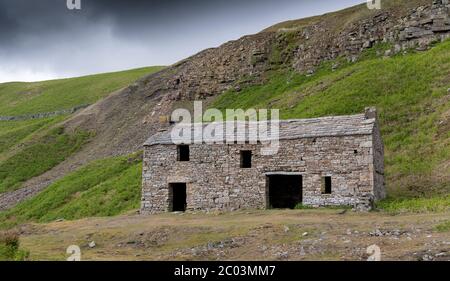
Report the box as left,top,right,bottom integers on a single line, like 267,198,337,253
0,231,29,261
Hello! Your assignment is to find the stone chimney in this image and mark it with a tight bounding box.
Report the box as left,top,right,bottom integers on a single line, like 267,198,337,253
364,107,377,120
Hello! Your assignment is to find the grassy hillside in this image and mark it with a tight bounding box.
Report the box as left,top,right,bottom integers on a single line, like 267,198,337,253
0,66,164,116
0,66,163,196
212,40,450,199
0,127,91,194
0,153,142,229
1,41,448,229
0,117,63,155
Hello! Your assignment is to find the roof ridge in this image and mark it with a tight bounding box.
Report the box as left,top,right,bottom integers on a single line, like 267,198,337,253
144,112,376,146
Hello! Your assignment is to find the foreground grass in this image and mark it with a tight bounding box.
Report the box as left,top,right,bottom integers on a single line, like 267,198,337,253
0,127,91,194
0,66,164,116
16,210,450,261
435,220,450,232
0,153,142,229
377,195,450,213
212,40,450,198
0,231,29,261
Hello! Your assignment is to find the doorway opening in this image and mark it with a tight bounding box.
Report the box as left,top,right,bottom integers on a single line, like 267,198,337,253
169,183,186,212
267,175,302,209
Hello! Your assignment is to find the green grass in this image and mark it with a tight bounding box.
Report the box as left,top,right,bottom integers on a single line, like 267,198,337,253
0,153,143,228
0,66,164,195
0,66,163,195
0,127,91,193
294,203,314,210
377,195,450,213
0,66,164,116
435,220,450,232
211,39,450,198
0,117,65,154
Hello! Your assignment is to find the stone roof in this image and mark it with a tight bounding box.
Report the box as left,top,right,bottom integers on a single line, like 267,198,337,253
144,112,376,146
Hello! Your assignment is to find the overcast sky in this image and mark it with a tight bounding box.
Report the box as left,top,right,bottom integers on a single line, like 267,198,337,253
0,0,365,83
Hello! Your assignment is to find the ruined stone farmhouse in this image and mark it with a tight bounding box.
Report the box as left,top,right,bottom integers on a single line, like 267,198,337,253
141,108,385,213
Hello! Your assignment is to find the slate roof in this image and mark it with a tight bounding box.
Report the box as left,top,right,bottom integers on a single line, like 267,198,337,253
144,113,376,146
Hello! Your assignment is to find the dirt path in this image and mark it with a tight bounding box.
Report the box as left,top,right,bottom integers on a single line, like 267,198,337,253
18,209,450,261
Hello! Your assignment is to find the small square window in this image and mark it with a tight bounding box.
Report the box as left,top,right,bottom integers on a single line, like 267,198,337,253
240,150,252,168
321,176,332,194
177,145,189,161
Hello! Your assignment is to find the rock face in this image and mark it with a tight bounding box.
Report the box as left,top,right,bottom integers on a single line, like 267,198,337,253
288,1,450,72
141,109,385,213
163,33,276,101
129,1,450,125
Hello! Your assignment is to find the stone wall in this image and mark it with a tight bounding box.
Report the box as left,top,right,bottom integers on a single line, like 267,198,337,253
0,104,89,121
141,133,383,213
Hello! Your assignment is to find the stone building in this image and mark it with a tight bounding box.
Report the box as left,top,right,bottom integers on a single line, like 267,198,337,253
141,108,385,213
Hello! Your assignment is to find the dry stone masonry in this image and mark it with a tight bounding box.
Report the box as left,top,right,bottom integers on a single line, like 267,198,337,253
141,108,385,213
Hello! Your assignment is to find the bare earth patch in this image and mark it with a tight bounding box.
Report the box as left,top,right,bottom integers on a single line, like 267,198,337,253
17,209,450,261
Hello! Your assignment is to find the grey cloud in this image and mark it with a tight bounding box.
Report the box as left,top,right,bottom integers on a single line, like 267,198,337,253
0,0,363,82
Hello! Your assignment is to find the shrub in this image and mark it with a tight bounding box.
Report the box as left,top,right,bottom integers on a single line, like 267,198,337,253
0,231,29,261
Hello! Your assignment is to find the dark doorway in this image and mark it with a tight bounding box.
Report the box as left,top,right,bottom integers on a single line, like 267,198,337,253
169,183,187,212
267,175,302,209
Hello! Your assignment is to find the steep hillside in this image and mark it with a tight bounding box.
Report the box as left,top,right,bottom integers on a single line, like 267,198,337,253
0,0,449,219
0,153,142,229
0,67,164,209
59,0,448,161
0,67,164,117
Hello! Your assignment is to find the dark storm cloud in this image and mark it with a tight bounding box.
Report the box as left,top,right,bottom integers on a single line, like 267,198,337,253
0,0,364,82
